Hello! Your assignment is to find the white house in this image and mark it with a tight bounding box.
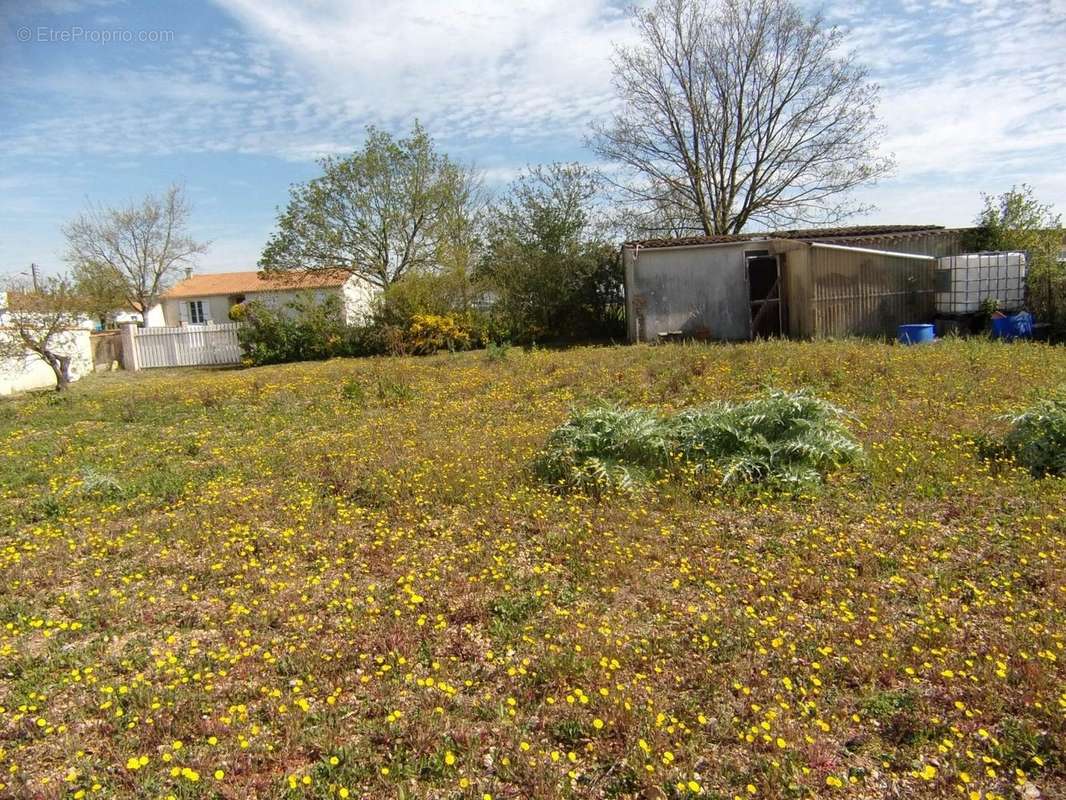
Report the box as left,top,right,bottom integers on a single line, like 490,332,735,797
148,270,377,327
146,269,379,328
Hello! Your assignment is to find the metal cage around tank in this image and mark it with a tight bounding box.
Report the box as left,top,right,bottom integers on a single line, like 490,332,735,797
934,252,1028,315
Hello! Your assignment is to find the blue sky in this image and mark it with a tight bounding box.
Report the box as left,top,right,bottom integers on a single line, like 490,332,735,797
2,0,1064,276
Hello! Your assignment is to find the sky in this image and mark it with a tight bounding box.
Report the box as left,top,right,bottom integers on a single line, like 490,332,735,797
1,0,1064,276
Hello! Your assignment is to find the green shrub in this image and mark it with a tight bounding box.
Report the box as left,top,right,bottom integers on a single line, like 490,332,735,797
371,266,505,354
374,375,416,403
372,264,481,327
534,389,862,495
237,295,384,366
477,164,625,344
339,378,366,405
1000,393,1066,476
485,341,511,362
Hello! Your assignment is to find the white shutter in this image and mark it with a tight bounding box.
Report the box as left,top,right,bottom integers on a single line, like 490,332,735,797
202,300,213,324
178,301,190,326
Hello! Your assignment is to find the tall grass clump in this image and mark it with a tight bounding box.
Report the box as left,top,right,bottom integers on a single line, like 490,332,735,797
999,393,1066,477
535,389,862,495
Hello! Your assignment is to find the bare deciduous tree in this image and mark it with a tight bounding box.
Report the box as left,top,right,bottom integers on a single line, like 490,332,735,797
64,184,208,320
0,274,86,391
591,0,893,236
611,185,706,240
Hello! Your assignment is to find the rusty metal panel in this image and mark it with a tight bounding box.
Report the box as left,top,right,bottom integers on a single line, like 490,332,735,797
807,247,935,338
778,245,812,338
827,230,964,258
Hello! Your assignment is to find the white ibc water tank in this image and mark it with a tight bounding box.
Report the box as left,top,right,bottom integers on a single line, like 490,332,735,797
935,252,1027,314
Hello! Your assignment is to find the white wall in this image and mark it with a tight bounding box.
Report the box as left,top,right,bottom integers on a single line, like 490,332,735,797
142,306,165,326
159,295,233,327
341,275,378,324
0,327,94,396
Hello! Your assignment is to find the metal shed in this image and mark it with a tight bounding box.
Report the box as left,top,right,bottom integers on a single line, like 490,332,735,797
623,226,967,342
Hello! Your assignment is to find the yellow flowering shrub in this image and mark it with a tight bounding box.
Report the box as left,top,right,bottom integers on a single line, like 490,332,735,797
404,313,474,355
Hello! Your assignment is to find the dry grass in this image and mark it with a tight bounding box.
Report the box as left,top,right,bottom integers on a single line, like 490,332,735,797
0,339,1063,800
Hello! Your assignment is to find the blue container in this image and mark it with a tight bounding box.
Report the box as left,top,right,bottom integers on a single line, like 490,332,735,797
898,323,935,345
992,312,1034,341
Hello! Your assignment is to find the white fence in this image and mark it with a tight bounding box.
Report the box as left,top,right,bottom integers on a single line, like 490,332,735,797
122,323,242,370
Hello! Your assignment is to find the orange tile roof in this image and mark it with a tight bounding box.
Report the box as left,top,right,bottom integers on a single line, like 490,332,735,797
162,270,350,299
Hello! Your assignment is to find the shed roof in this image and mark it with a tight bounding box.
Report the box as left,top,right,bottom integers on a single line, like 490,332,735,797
624,225,952,250
162,270,350,299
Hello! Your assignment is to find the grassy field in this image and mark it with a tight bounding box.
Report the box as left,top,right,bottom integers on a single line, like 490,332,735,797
1,339,1064,800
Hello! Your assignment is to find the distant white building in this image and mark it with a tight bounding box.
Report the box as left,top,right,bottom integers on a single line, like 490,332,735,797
147,270,376,327
111,309,146,327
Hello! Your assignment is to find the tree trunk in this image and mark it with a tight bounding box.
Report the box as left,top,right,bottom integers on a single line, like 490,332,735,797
46,353,72,392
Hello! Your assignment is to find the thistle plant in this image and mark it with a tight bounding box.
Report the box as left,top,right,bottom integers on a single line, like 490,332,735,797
535,389,863,494
671,390,864,487
1000,393,1066,477
533,405,672,495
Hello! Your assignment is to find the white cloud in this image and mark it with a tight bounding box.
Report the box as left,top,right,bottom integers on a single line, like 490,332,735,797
824,0,1066,221
7,0,1062,193
1,0,635,164
210,0,636,153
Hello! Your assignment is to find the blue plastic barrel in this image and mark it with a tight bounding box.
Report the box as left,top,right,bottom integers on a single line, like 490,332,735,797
992,312,1033,341
898,324,935,345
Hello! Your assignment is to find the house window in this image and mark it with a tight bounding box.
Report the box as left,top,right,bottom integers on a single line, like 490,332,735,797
187,300,207,325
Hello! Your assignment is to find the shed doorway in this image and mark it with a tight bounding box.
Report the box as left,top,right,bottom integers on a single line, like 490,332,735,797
746,252,783,338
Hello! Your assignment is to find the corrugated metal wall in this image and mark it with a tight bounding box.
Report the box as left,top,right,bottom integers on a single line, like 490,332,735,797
790,247,935,338
815,230,964,258
780,245,809,337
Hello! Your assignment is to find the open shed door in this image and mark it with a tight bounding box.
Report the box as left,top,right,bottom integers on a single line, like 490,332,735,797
746,251,783,338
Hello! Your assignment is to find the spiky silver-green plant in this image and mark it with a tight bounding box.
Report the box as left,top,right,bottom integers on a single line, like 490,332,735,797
671,389,863,487
532,405,671,495
1000,394,1066,477
535,390,863,494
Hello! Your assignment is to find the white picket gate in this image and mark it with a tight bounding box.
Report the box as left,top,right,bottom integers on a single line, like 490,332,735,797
121,323,243,370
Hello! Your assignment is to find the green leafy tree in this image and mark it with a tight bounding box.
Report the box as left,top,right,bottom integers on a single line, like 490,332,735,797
479,163,624,343
260,123,482,290
970,185,1064,325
